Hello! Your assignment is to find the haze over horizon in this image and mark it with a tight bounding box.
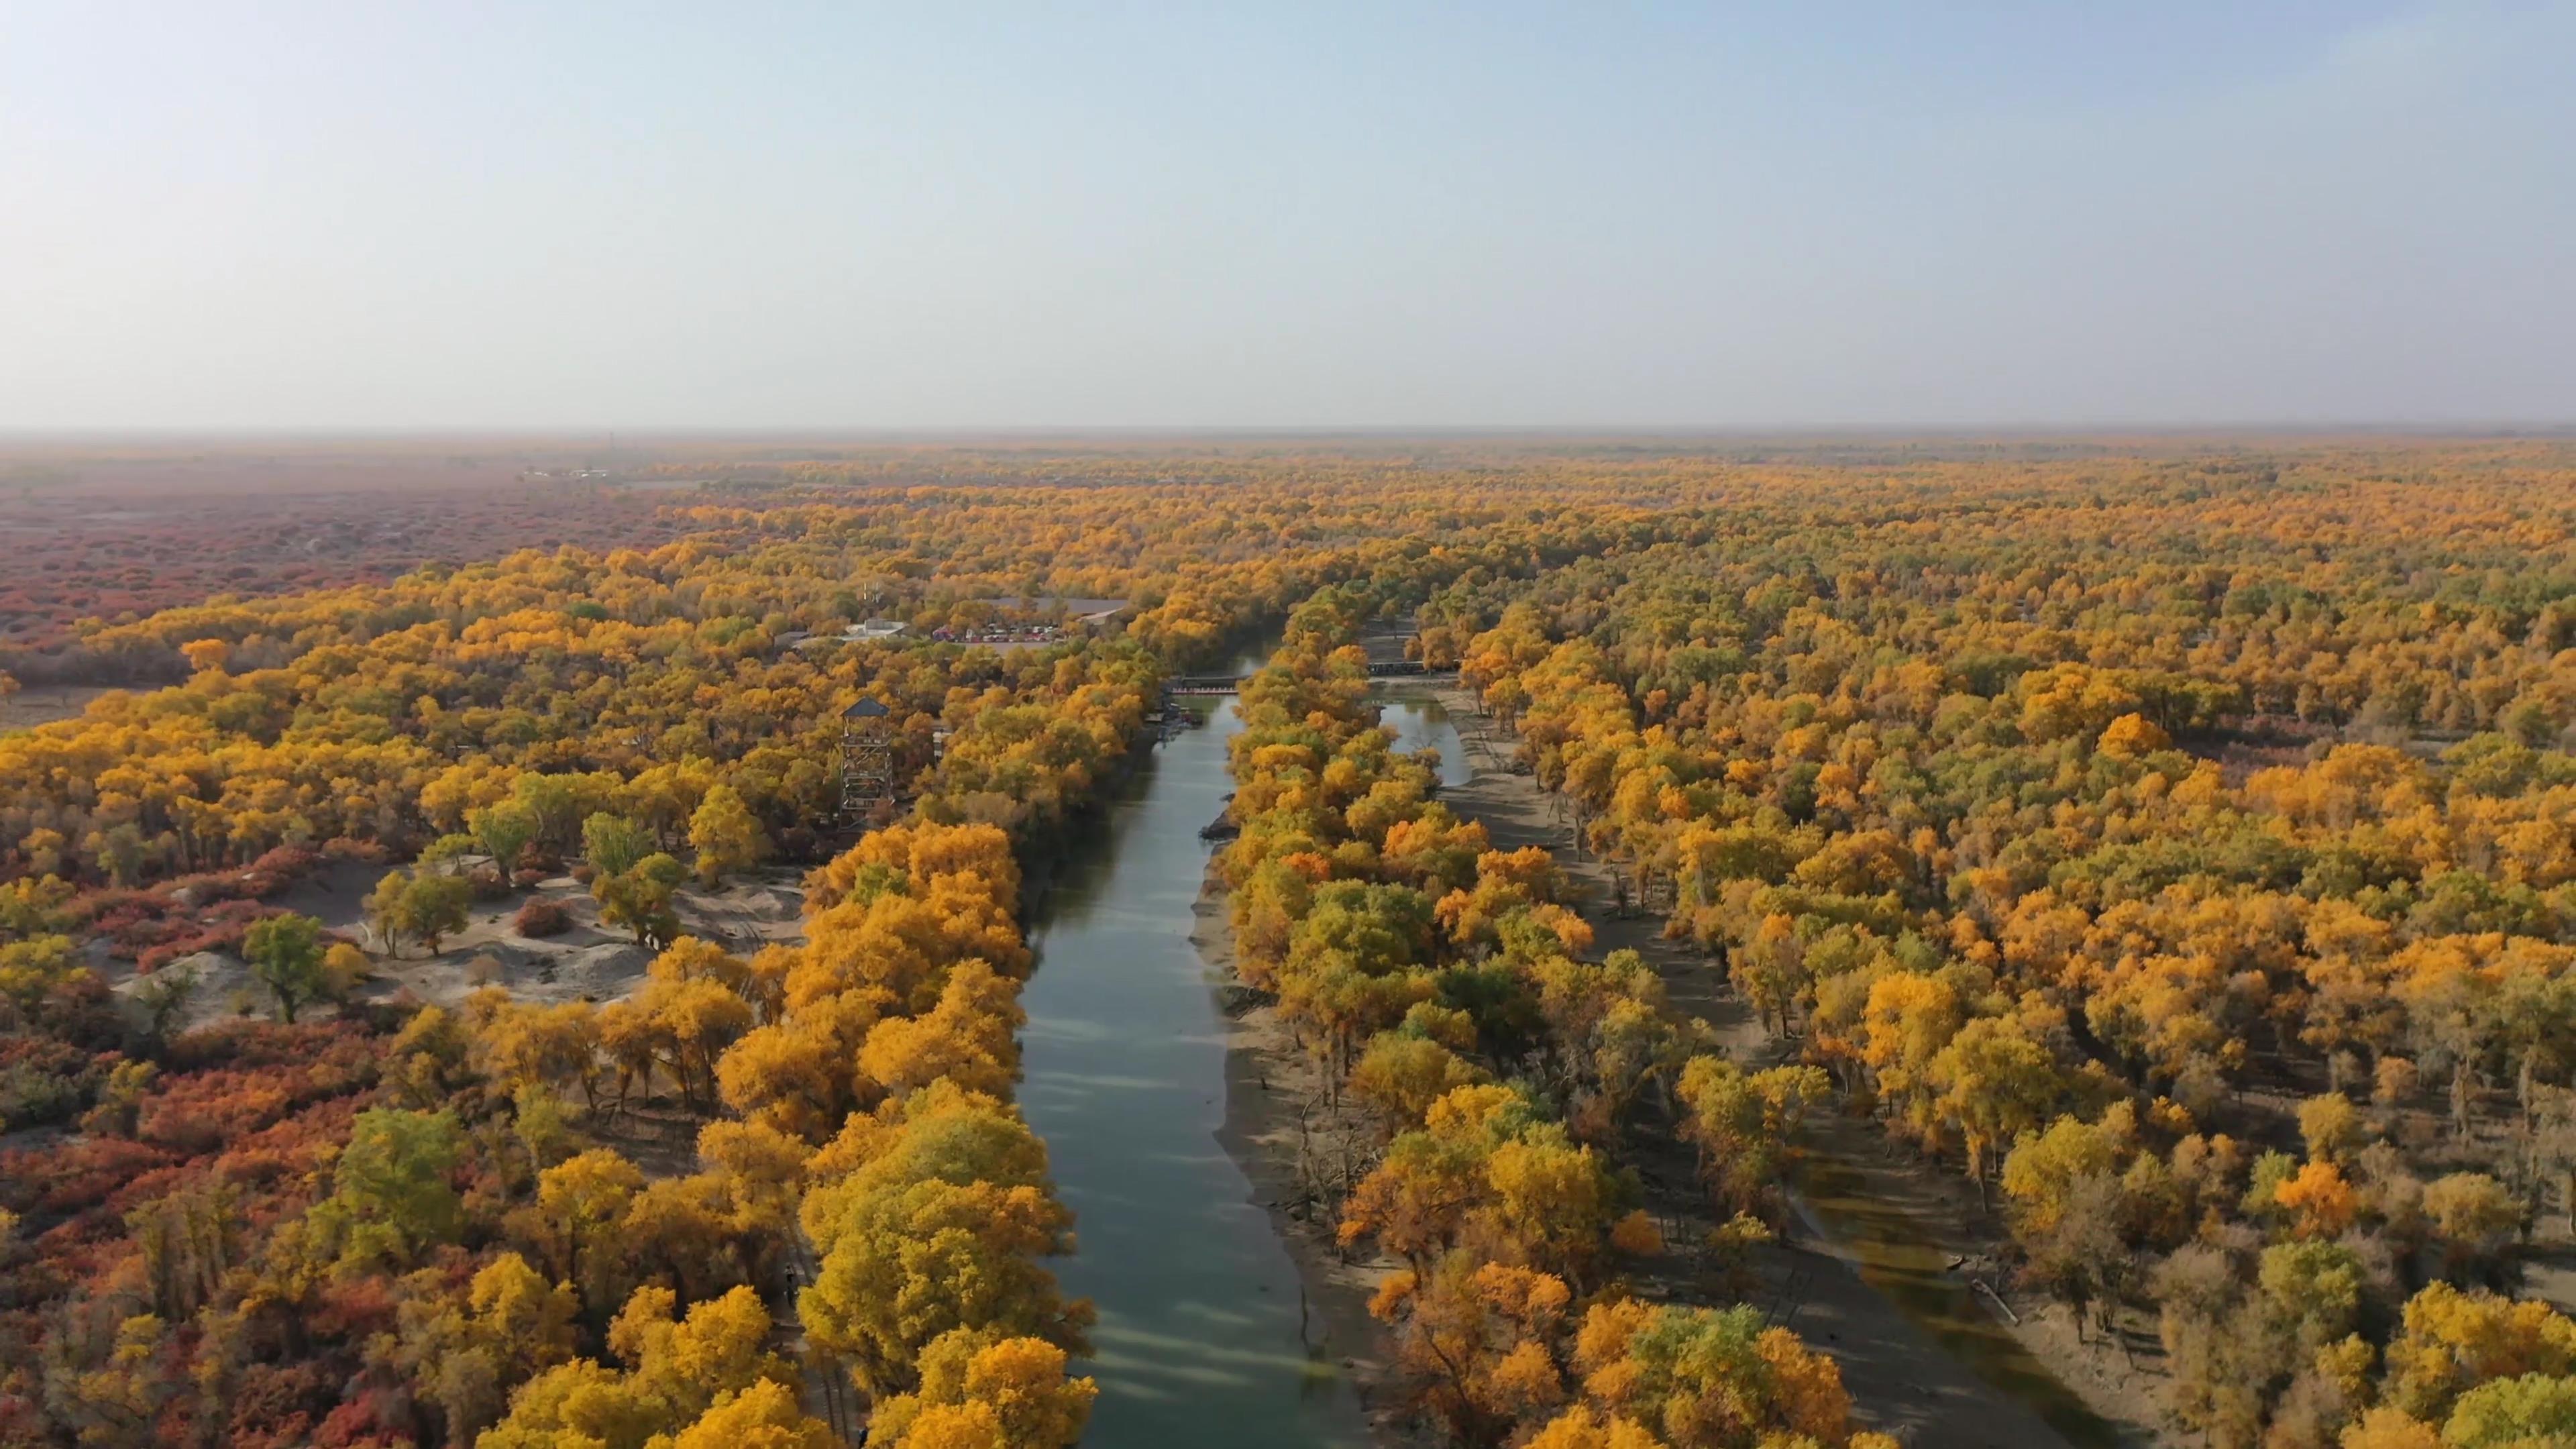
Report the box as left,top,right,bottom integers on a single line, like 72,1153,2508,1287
5,2,2571,433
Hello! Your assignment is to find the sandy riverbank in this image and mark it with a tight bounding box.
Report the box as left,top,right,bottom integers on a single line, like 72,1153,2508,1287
1199,861,1414,1444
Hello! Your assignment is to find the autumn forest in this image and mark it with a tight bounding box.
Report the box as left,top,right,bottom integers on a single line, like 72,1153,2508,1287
6,437,2576,1449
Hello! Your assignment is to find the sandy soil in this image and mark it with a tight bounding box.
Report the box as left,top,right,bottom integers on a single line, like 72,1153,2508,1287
1204,680,2165,1447
113,861,808,1035
1201,869,1413,1442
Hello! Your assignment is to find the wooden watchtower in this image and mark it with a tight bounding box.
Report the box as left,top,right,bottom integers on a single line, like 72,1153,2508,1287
839,698,895,822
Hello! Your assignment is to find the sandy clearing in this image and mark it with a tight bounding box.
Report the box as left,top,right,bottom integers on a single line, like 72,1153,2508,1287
113,864,810,1035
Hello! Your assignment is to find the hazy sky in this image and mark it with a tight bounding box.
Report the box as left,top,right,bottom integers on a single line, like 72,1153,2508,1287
3,2,2570,430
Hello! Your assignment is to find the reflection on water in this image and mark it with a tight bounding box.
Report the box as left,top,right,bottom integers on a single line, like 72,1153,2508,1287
1796,1158,2123,1448
1018,677,1371,1446
1377,691,1471,790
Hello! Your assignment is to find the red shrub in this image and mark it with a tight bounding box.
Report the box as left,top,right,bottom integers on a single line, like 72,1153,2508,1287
6,1137,182,1215
513,898,572,937
312,1393,410,1449
136,1069,298,1154
72,886,286,969
312,1274,403,1341
311,1387,412,1449
63,887,157,930
164,1018,369,1074
227,1360,339,1449
244,846,323,890
137,926,247,974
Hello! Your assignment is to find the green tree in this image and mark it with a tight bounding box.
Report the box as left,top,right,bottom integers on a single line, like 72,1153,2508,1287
402,872,473,955
597,853,688,949
1278,880,1438,1079
2446,1373,2576,1448
319,1108,464,1269
584,812,652,879
469,800,540,879
513,773,583,850
94,822,148,888
131,963,201,1044
419,833,480,865
366,868,466,957
243,912,327,1024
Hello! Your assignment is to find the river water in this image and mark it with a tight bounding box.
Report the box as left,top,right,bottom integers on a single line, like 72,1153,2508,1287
1379,690,1474,791
1017,680,1464,1446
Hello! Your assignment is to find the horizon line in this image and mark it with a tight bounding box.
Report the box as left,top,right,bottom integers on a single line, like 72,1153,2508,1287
3,421,2573,445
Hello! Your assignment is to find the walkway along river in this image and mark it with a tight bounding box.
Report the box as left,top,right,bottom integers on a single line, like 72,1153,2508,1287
1016,678,1459,1446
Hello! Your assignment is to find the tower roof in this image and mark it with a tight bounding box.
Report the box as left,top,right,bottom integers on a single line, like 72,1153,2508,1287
843,698,891,718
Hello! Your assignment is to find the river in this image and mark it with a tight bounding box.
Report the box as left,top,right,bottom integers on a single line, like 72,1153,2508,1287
1016,676,1465,1446
1378,688,1474,791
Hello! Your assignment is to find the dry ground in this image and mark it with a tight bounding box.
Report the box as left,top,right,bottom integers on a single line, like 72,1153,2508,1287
109,860,807,1036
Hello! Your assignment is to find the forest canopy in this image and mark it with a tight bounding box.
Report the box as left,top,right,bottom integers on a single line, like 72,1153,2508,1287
5,437,2576,1449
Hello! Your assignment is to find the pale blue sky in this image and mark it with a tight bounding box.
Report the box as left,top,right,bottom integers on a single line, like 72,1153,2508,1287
2,2,2569,430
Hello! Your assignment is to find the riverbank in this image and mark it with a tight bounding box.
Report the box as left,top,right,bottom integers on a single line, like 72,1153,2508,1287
1200,866,1413,1445
1018,690,1375,1447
